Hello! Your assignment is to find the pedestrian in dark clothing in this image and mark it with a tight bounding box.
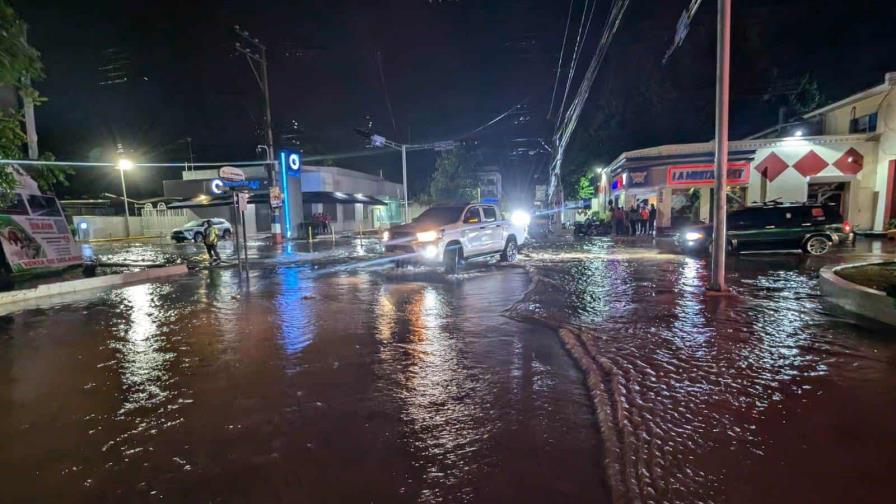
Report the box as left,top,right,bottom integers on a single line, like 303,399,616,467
612,206,624,235
648,204,657,235
203,220,221,264
628,205,639,236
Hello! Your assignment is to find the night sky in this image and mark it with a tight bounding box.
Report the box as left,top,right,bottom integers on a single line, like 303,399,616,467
15,0,896,200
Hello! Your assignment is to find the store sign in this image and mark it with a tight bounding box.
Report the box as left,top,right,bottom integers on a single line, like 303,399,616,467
280,150,302,177
628,170,649,186
210,178,269,194
611,175,625,191
667,162,750,186
219,166,246,182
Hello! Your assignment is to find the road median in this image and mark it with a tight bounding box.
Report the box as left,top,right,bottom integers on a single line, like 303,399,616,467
0,264,188,306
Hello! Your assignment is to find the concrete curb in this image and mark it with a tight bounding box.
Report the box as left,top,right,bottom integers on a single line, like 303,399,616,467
819,261,896,327
0,264,189,306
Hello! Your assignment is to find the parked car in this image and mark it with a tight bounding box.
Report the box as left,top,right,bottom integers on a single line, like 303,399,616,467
676,202,853,256
170,219,233,243
383,203,529,273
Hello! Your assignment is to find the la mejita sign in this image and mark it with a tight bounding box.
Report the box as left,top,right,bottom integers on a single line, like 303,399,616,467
667,162,750,186
219,166,246,182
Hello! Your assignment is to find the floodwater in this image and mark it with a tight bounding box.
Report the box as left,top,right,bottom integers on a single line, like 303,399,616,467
0,259,603,502
3,236,896,502
507,237,896,503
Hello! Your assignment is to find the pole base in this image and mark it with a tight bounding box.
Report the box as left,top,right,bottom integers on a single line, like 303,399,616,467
705,285,732,296
271,232,283,244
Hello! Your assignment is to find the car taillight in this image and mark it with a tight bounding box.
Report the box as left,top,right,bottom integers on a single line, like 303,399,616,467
843,220,851,233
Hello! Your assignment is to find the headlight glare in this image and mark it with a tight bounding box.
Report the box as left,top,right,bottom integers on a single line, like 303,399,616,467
416,230,440,242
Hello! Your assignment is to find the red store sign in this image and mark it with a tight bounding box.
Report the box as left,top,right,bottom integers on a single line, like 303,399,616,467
667,162,751,186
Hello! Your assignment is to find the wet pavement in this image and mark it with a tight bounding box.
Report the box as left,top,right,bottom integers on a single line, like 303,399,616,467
508,236,896,503
1,236,895,502
0,255,603,502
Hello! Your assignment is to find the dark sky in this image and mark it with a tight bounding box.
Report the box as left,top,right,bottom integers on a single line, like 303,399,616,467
14,0,896,199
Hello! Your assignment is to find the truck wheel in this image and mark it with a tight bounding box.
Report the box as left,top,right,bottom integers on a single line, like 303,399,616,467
803,235,832,255
193,232,203,243
444,244,463,274
501,238,519,262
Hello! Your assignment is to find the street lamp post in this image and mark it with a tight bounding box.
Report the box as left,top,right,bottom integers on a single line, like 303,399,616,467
117,158,134,237
356,129,455,223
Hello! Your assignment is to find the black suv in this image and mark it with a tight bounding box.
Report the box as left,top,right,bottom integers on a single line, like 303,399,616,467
677,203,854,255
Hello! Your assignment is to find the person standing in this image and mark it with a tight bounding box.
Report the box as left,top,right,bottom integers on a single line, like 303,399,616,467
639,204,649,235
628,205,639,236
648,203,657,235
203,220,221,264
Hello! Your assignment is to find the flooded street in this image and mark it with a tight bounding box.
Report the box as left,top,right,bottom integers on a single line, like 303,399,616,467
1,236,895,502
0,256,603,502
508,237,896,503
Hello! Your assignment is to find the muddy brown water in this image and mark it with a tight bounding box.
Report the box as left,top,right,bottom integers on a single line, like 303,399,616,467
508,238,896,503
0,263,604,502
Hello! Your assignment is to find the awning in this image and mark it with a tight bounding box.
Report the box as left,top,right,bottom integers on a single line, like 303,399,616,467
166,191,387,209
166,193,268,209
302,191,387,206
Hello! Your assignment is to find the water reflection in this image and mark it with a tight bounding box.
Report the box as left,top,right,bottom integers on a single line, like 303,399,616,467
374,283,497,502
509,239,896,502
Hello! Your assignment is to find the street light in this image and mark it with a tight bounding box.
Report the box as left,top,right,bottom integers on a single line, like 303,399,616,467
117,158,134,237
354,128,456,223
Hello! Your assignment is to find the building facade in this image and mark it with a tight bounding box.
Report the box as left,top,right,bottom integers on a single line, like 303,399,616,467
162,164,403,236
599,72,896,233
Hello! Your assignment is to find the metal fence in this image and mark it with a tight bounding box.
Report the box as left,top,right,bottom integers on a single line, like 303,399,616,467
139,203,192,237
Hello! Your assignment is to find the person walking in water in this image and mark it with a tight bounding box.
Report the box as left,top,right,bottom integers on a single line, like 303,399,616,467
648,203,657,235
203,220,221,264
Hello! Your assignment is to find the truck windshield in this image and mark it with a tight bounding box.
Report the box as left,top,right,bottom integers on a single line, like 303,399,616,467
413,207,465,226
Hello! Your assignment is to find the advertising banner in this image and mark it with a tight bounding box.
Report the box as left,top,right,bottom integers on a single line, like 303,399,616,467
0,193,81,273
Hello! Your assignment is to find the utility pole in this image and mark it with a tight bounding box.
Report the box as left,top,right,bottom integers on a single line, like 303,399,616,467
235,26,281,242
709,0,731,293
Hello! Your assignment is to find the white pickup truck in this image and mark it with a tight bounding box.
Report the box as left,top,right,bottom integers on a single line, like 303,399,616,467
383,203,530,273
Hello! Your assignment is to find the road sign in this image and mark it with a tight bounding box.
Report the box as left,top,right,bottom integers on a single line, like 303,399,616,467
269,186,283,209
219,166,246,182
238,192,249,212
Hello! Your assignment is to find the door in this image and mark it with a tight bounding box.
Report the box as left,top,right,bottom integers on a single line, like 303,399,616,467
479,205,504,253
460,206,484,255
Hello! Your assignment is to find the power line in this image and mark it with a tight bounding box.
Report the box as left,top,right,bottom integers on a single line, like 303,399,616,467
548,0,576,119
547,0,632,206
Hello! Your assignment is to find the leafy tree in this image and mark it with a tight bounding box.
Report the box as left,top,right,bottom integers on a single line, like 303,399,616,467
0,1,70,197
427,147,480,203
575,175,595,200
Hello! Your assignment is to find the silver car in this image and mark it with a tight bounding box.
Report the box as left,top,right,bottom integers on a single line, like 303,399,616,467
170,219,233,243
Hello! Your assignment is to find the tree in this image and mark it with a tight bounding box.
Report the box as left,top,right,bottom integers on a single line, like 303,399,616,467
575,175,595,200
0,1,70,197
426,147,480,203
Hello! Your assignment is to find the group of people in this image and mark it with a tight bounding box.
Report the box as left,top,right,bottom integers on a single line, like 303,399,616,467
310,212,332,235
611,202,657,236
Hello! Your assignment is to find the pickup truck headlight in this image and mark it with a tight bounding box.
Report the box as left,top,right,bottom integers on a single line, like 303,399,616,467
511,210,531,227
416,230,440,242
382,230,390,241
685,231,704,241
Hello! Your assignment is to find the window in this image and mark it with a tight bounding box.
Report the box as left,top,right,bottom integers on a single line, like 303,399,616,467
0,193,29,215
481,206,497,222
463,207,481,224
729,208,764,230
849,112,878,134
25,194,63,217
767,207,800,227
